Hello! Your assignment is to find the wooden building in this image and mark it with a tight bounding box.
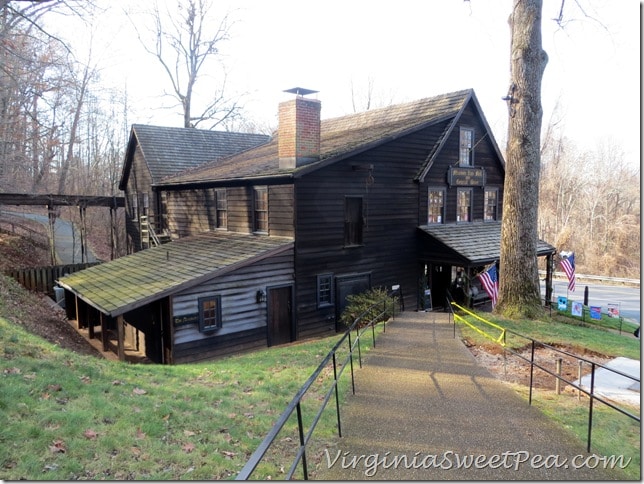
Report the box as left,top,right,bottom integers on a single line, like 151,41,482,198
58,89,556,364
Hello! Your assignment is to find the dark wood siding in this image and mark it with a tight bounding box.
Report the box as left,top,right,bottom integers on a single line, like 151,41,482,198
293,127,449,337
162,184,294,238
124,145,155,253
172,248,294,363
268,185,294,237
420,105,505,225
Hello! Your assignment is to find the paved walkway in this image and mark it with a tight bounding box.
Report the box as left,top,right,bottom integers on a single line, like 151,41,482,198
314,311,629,480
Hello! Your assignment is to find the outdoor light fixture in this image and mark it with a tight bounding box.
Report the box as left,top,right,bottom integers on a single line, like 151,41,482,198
256,290,266,304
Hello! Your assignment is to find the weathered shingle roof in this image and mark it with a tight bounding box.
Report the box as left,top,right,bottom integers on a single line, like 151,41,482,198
418,222,556,266
160,89,473,186
57,232,293,317
119,125,270,189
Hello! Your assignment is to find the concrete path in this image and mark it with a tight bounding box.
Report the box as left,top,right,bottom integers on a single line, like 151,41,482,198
314,311,631,480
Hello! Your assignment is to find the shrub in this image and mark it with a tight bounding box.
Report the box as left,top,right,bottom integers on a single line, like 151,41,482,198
338,287,394,329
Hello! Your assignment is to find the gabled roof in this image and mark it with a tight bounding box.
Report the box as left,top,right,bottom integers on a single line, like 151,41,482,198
159,89,476,187
415,91,506,182
119,125,270,190
418,222,556,266
57,232,293,317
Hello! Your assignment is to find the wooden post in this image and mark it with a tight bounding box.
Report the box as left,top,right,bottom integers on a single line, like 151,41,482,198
555,357,562,394
110,206,117,261
48,203,57,265
117,315,125,361
101,314,109,351
74,295,81,329
78,204,87,263
88,307,95,339
545,253,554,306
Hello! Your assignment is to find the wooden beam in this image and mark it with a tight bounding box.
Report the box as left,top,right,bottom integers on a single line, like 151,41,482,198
0,193,124,208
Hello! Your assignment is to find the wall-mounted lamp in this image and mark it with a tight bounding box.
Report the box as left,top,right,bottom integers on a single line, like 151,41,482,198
256,290,266,304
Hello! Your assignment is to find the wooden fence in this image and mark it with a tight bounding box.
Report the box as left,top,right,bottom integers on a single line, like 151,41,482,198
5,262,101,297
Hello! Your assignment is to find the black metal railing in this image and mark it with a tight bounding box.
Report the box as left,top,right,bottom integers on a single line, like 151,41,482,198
447,300,640,453
236,290,401,480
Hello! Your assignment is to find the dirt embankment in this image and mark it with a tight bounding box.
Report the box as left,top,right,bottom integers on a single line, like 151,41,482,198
0,233,101,357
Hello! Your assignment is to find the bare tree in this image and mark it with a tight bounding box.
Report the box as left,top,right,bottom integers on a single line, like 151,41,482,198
496,0,548,318
0,0,95,192
349,76,397,113
133,0,240,129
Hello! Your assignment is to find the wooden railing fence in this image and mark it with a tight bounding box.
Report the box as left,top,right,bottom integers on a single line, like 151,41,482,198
5,262,101,297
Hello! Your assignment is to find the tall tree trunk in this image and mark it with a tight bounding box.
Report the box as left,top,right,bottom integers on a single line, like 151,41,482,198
57,63,90,194
497,0,548,318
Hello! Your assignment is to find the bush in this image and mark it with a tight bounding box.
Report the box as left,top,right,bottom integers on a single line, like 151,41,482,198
339,287,394,329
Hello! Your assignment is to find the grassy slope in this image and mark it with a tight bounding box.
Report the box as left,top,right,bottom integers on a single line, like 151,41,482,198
0,260,639,479
457,311,641,480
0,274,349,480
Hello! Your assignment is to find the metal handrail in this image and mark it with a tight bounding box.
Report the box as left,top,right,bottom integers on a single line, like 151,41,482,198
236,291,400,480
447,299,640,452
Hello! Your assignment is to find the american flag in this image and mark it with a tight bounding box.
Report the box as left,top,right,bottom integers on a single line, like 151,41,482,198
560,253,576,292
478,264,499,307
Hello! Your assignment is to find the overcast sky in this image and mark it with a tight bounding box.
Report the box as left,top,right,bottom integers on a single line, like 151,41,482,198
54,0,640,165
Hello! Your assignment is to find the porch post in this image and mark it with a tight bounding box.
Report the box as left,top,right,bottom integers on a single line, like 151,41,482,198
116,315,125,361
544,252,554,307
110,206,117,261
101,314,109,351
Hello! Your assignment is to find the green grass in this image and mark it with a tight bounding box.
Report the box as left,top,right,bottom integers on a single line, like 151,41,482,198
457,309,640,360
0,272,638,480
0,313,362,480
551,301,640,334
511,385,640,480
455,308,640,480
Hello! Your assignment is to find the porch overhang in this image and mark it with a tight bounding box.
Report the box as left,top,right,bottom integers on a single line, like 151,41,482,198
417,221,556,267
57,232,294,318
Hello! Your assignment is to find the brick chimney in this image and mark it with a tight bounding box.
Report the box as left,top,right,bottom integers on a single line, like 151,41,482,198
278,90,321,170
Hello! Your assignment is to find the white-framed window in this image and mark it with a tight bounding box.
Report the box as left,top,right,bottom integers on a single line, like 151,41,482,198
253,186,268,233
459,127,475,166
484,188,498,221
317,273,334,308
198,296,222,332
427,188,445,224
215,188,227,229
457,188,472,222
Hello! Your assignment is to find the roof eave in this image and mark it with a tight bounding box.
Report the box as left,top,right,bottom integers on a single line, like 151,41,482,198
156,173,294,190
58,241,294,317
118,126,139,191
294,113,460,179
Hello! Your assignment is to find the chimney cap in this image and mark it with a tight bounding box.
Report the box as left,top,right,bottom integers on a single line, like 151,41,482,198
283,87,318,97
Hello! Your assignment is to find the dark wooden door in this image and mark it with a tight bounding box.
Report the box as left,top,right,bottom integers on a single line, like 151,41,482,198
267,285,293,346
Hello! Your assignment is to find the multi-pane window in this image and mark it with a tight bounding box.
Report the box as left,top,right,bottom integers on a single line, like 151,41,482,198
317,273,334,308
254,186,268,233
344,196,364,246
459,127,475,166
484,188,498,221
215,188,227,229
457,188,472,222
198,296,222,332
427,189,445,224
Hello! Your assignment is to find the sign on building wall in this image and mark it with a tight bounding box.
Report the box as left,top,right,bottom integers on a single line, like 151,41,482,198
447,166,486,186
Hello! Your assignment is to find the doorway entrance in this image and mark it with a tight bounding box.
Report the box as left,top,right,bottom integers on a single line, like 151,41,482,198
267,285,294,346
421,263,451,310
